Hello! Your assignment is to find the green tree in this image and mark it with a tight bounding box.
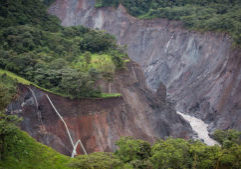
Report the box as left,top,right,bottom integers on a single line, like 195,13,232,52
0,0,126,99
68,152,123,169
79,31,116,52
0,112,21,160
0,74,21,160
150,138,191,169
115,137,151,168
213,130,241,147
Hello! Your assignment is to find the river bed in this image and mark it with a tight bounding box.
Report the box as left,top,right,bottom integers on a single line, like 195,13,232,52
177,111,219,146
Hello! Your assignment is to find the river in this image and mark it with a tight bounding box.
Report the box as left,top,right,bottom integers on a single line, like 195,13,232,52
177,111,219,146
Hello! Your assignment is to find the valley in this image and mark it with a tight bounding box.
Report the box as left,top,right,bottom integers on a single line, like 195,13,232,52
1,0,241,168
49,0,241,133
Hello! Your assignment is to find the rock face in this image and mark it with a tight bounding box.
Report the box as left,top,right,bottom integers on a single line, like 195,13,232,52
8,62,192,156
49,0,241,132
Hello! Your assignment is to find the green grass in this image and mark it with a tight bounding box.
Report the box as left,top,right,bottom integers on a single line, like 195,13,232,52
73,54,116,73
0,69,32,85
0,69,68,97
91,54,115,73
99,93,122,98
0,129,73,169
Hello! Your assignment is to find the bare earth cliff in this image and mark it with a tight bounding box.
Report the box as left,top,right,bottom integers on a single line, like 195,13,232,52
8,62,191,156
48,0,241,132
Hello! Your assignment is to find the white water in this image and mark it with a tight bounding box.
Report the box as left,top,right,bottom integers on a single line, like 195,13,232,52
177,111,219,146
28,87,39,108
28,87,44,125
72,140,88,157
45,94,87,157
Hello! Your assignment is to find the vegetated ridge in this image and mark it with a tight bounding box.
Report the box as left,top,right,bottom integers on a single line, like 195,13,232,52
96,0,241,45
0,0,126,99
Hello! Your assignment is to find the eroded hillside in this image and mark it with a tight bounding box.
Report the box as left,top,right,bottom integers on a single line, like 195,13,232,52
8,61,192,156
49,0,241,132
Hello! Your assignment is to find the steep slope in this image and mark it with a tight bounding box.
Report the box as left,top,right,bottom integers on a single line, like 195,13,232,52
0,129,72,169
48,0,241,132
8,61,192,156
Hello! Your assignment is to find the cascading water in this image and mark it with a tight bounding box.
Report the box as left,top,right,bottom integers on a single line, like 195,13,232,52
45,94,87,157
177,111,219,146
28,87,44,125
72,140,88,157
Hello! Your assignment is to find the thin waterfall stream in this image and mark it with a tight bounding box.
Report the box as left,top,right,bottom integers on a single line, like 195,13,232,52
177,111,219,146
45,94,87,157
28,87,44,126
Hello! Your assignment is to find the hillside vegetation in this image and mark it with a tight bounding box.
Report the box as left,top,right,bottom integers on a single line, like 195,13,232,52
1,0,241,169
0,0,126,98
0,76,240,169
1,74,238,169
96,0,241,45
0,74,72,169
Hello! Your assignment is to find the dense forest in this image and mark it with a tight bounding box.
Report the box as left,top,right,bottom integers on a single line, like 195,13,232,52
96,0,241,45
0,0,126,98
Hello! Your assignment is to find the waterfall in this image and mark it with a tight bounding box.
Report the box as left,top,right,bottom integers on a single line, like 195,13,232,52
28,87,39,108
28,87,43,125
177,111,219,146
45,94,87,157
72,140,88,157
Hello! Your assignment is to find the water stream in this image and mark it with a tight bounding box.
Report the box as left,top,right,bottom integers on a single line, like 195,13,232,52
45,94,87,157
28,87,44,125
177,111,219,146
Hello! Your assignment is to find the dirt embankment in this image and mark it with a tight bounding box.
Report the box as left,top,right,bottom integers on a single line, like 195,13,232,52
8,61,192,156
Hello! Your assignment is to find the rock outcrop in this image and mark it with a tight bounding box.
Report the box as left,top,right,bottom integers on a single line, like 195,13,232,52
48,0,241,132
8,61,192,156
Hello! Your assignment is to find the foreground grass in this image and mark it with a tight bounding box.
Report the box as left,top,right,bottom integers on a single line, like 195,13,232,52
0,129,73,169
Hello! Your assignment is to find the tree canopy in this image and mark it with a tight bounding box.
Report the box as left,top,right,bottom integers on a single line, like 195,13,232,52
0,0,127,98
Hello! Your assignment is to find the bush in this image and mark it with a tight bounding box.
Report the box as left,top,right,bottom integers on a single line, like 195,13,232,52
115,137,151,163
68,152,123,169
